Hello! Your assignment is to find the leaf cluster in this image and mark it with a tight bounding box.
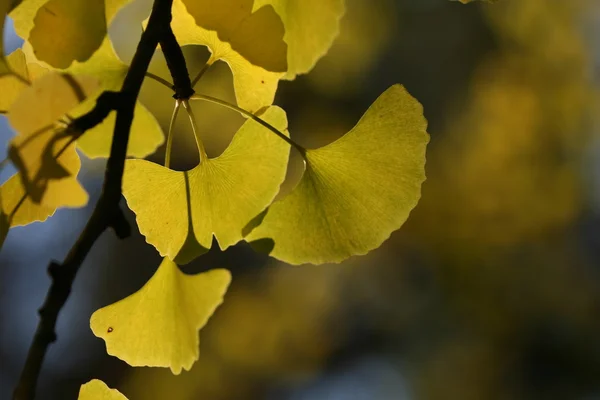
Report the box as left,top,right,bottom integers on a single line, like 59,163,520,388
0,0,501,397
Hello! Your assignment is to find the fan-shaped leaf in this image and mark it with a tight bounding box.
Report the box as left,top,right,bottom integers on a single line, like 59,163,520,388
78,380,128,400
90,258,231,374
245,85,429,264
38,38,165,158
170,0,283,113
12,0,133,68
181,0,287,73
7,71,97,207
122,106,289,263
253,0,345,79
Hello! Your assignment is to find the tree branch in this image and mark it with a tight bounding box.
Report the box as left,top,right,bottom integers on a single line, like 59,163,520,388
159,24,194,99
12,0,175,398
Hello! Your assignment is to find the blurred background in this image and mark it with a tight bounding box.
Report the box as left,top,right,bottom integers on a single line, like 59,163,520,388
3,0,600,398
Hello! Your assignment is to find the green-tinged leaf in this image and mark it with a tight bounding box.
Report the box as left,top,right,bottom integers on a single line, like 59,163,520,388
12,0,134,68
90,258,231,374
253,0,345,79
0,49,47,110
7,71,96,207
181,0,287,73
24,38,164,158
123,106,289,263
78,380,128,400
246,85,429,264
171,0,283,113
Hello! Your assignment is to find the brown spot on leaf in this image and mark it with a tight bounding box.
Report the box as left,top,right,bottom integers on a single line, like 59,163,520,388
107,327,113,333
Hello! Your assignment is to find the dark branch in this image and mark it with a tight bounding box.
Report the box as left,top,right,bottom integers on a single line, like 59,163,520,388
12,0,175,399
160,25,194,99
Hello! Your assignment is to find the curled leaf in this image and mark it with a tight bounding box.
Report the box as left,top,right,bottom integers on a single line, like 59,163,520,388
90,258,231,374
245,85,429,264
78,380,128,400
122,106,289,263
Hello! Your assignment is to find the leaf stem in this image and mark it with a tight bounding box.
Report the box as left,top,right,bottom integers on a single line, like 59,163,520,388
145,72,173,90
182,100,207,163
165,100,181,168
189,94,305,156
192,61,211,88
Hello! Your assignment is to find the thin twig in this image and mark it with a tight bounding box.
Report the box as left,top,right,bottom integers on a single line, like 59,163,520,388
145,72,173,90
11,0,174,398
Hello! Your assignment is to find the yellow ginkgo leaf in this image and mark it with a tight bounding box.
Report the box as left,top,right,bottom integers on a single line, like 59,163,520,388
0,48,48,111
28,37,165,158
1,172,56,228
253,0,345,79
12,0,134,68
122,106,289,263
181,0,287,73
7,71,97,207
91,258,231,374
246,85,429,264
171,0,284,113
78,380,128,400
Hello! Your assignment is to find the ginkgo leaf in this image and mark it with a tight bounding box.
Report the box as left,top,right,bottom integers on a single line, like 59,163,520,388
7,71,97,206
245,85,429,265
253,0,345,79
170,0,284,113
1,172,56,227
25,38,165,158
0,48,48,111
13,0,133,68
181,0,287,73
78,380,128,400
90,258,231,374
122,106,289,263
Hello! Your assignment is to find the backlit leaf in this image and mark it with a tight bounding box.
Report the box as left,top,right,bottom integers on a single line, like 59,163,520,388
90,258,231,374
78,380,128,400
1,172,56,227
171,0,283,113
13,0,133,68
253,0,345,79
181,0,287,73
245,85,429,264
7,71,97,207
52,38,164,158
0,49,47,111
122,106,289,263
